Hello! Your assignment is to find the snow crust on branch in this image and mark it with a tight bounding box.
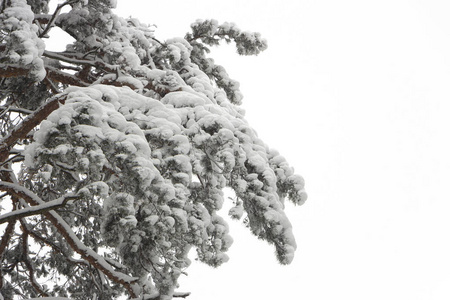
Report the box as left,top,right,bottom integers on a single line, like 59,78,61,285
23,81,305,297
0,0,46,80
0,0,306,298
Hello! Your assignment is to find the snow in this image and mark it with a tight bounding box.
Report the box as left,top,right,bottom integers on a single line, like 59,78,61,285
26,297,73,300
161,91,206,108
228,204,244,219
118,46,141,69
0,0,46,80
13,4,306,292
0,191,74,224
0,182,139,283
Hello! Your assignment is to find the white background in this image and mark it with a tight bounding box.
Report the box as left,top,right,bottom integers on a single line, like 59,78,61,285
57,0,450,299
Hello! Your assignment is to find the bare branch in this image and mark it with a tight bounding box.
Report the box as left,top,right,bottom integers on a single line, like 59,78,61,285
46,67,90,87
0,106,34,115
39,1,76,38
44,77,60,94
0,64,31,78
33,14,53,24
0,220,16,257
0,153,23,169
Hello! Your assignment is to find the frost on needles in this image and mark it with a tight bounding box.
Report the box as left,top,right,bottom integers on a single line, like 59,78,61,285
0,0,307,299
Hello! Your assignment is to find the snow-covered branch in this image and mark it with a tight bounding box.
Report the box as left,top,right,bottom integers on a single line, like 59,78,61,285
25,297,73,300
147,292,191,300
0,106,34,115
173,292,191,298
0,93,67,162
1,1,306,297
43,51,118,74
0,181,141,298
0,192,80,224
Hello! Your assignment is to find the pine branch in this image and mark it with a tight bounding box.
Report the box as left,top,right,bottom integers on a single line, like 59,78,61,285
46,67,90,87
174,292,191,298
43,50,118,74
0,181,141,298
33,14,54,24
147,292,191,299
0,93,67,163
26,226,89,266
38,0,76,38
0,106,34,115
0,220,16,257
0,153,23,169
0,64,31,78
44,77,60,94
0,193,80,224
20,222,50,297
24,298,73,300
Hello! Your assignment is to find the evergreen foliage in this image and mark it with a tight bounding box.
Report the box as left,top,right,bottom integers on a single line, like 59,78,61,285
0,0,307,299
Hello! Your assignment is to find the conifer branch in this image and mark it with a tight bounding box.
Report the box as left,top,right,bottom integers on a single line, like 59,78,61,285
0,193,80,224
0,64,32,78
0,181,141,298
0,106,34,115
0,220,16,258
46,67,91,87
43,51,118,74
25,226,89,267
19,222,50,297
39,0,76,38
1,1,305,297
0,93,67,163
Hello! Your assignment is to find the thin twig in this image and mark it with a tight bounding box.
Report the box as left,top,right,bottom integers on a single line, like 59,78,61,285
19,220,50,297
0,106,33,115
0,153,23,168
39,0,77,38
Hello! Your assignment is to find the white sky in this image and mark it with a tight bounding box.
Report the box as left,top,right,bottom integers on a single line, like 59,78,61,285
57,0,450,299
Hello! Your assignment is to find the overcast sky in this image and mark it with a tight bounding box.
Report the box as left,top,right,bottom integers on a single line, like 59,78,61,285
112,1,450,299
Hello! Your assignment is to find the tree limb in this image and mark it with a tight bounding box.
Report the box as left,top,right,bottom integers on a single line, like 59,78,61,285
0,106,34,115
0,64,31,78
46,67,90,87
0,220,16,258
0,181,141,298
173,292,191,298
147,292,191,299
43,50,118,74
25,297,73,300
25,226,89,267
0,193,80,224
20,221,50,297
0,93,67,163
39,1,75,38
